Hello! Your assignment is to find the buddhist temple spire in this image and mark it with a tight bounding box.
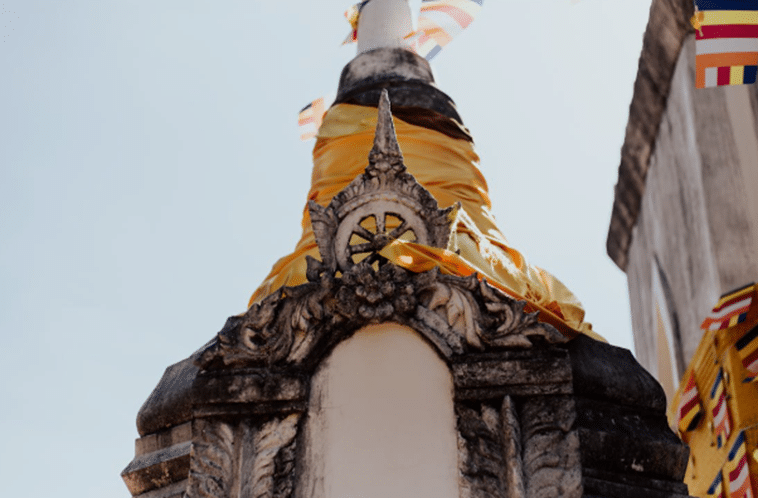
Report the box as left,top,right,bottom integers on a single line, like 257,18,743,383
368,89,404,173
356,0,415,53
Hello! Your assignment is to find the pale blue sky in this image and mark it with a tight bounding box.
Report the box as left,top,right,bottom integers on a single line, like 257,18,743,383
0,1,652,496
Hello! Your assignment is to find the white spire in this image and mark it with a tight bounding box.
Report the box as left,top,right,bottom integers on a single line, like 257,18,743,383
356,0,415,54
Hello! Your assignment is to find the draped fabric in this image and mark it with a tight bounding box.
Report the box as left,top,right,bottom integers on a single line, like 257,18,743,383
249,103,600,340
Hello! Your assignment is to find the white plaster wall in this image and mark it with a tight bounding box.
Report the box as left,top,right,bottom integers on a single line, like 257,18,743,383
357,0,415,53
298,323,459,498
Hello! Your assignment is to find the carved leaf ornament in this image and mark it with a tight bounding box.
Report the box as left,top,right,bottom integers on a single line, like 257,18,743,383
198,90,565,372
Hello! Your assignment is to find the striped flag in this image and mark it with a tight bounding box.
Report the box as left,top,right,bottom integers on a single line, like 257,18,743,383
726,431,755,498
298,96,330,141
414,0,483,60
701,284,754,331
342,1,370,45
736,325,758,382
710,470,727,498
710,368,732,448
677,371,704,433
693,1,758,88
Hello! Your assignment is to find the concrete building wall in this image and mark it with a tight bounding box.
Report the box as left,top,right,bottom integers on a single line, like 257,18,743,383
625,35,758,397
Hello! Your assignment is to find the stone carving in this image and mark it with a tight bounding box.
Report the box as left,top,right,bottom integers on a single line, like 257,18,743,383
307,88,455,276
198,263,565,371
521,396,582,498
455,394,583,498
456,402,507,498
197,90,565,372
501,396,526,498
186,420,235,498
249,414,300,498
184,415,300,498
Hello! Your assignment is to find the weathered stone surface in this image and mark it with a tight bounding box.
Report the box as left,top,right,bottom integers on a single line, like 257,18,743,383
135,479,188,498
137,354,200,436
568,334,666,411
577,425,688,480
122,440,191,496
501,396,525,498
191,370,308,416
334,47,463,123
457,402,507,498
607,0,694,270
521,396,583,498
625,35,758,381
569,335,689,486
583,468,690,498
452,349,572,400
185,415,300,498
136,422,191,456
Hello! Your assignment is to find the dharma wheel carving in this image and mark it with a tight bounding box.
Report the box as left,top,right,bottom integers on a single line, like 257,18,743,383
307,89,456,276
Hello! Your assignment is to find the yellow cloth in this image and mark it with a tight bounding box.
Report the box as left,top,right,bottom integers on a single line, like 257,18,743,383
667,285,758,496
249,103,599,340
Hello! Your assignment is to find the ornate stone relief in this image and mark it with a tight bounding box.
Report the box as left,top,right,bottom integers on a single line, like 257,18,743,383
185,414,300,498
198,89,565,373
183,90,574,498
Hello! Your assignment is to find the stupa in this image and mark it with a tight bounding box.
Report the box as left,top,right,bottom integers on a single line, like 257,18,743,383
122,1,694,497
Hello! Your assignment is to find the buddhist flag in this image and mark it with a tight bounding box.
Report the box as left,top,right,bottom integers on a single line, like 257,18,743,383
710,368,732,448
710,470,727,498
736,325,758,382
726,432,755,498
342,1,370,45
702,284,755,331
693,1,758,88
414,0,483,60
677,371,704,433
298,96,330,141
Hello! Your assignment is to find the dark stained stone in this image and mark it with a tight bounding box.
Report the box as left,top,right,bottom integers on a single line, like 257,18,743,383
568,334,667,412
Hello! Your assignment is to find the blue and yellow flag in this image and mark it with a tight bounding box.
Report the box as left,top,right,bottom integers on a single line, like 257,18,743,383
709,470,726,498
726,432,755,498
710,368,732,448
736,325,758,382
693,1,758,88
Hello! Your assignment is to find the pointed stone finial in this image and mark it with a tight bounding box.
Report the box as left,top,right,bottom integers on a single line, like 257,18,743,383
368,89,405,175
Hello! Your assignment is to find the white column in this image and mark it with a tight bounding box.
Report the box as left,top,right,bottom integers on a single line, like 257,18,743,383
299,323,459,498
357,0,415,53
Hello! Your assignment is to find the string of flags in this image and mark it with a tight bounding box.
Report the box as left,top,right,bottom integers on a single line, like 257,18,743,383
702,284,754,331
727,432,754,498
298,0,484,141
737,326,758,383
710,368,732,448
677,370,704,433
675,285,758,438
706,431,756,498
298,95,333,142
671,283,758,498
707,469,724,498
692,0,758,88
414,0,484,60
